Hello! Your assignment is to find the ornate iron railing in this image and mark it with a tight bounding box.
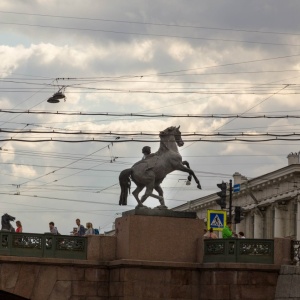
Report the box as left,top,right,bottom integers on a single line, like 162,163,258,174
0,231,87,259
204,238,274,264
291,240,300,265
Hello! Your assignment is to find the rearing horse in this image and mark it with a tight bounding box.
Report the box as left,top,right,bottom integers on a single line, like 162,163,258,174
119,126,201,208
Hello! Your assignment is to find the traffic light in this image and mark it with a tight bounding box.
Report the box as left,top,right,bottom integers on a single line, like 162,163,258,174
234,206,242,223
216,182,227,209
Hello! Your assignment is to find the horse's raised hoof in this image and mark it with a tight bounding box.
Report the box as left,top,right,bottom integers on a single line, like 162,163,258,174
187,175,192,181
154,205,168,210
197,184,202,189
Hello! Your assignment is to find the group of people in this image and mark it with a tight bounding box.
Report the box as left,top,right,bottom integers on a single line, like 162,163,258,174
48,218,99,236
204,221,245,239
8,217,98,236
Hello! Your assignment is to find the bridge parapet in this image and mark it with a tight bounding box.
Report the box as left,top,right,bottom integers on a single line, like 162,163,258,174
0,231,87,260
204,238,274,264
204,237,292,265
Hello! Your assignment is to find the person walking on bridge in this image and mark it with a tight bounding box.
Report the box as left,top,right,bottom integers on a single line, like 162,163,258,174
222,221,233,238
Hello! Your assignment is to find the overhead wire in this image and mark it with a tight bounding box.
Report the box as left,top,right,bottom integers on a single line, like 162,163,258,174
0,18,300,47
2,10,300,38
1,110,300,118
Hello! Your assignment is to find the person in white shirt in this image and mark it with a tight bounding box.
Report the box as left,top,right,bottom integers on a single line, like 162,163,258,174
84,222,94,236
49,221,58,235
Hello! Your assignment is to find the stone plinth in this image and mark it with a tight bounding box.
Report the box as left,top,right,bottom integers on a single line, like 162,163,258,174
86,235,116,261
122,208,197,218
115,210,204,262
274,238,292,265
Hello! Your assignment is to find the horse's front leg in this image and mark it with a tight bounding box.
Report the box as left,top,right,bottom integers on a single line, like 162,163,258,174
176,163,202,189
182,160,192,182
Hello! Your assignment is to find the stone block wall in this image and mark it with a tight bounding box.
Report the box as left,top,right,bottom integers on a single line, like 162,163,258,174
0,257,281,300
275,265,300,299
109,264,199,299
199,266,278,300
0,259,110,300
108,261,280,300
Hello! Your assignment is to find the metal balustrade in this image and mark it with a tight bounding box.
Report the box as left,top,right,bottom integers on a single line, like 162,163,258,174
204,238,274,264
291,240,300,265
0,231,87,260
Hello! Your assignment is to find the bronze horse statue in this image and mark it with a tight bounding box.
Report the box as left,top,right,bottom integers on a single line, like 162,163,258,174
119,126,201,209
1,213,15,232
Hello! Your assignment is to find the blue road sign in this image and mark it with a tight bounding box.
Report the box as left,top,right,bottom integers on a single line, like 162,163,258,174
207,210,227,231
233,184,240,192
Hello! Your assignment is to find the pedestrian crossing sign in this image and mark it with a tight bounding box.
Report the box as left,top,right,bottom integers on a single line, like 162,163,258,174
207,210,227,231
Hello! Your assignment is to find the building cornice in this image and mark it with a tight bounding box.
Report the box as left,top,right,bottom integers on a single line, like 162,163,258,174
172,164,300,212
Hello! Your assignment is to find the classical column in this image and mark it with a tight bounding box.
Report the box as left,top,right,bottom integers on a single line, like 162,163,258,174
235,222,245,236
274,202,288,238
288,200,296,238
264,206,274,239
296,195,300,240
253,208,264,238
244,213,254,238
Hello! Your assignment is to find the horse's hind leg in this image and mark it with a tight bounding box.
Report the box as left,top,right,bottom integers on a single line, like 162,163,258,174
153,185,167,209
140,183,155,205
132,185,147,208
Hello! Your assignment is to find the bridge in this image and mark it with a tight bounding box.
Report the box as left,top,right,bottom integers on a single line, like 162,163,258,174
0,211,297,299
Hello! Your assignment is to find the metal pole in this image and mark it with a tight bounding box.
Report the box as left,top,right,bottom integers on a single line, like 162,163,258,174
229,179,232,222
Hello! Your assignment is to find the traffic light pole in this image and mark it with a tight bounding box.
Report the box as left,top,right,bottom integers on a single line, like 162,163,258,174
229,179,232,222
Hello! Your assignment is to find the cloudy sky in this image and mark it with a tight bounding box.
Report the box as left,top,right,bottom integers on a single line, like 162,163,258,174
0,0,300,234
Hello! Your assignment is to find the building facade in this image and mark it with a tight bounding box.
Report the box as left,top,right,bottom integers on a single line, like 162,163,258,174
173,152,300,240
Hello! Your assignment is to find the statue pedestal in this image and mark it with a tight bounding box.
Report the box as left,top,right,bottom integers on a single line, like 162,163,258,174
115,210,204,262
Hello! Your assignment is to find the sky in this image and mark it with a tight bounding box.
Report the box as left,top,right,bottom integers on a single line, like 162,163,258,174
1,0,300,234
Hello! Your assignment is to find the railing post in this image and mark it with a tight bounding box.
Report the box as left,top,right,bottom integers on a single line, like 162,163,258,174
229,179,233,222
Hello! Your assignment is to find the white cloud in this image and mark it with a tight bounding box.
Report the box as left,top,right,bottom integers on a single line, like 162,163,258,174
11,163,37,178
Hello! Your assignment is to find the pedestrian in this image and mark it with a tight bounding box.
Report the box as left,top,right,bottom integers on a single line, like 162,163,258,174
222,221,233,238
49,221,58,235
71,227,77,235
75,218,85,236
238,231,246,238
84,222,94,236
204,228,218,239
16,220,22,233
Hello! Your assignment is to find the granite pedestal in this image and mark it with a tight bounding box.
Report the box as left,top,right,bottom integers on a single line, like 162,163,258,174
115,209,204,263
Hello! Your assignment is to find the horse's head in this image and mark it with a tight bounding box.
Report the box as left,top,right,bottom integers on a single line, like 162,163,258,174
2,213,15,223
160,126,184,147
174,126,184,147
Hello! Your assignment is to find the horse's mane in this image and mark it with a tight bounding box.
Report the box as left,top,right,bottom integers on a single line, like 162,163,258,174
159,126,177,136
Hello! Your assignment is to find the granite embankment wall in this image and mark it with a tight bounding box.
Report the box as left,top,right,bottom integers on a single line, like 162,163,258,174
0,257,281,300
275,265,300,300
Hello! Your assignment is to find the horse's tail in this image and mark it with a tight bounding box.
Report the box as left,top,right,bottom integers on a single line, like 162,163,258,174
119,168,132,205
